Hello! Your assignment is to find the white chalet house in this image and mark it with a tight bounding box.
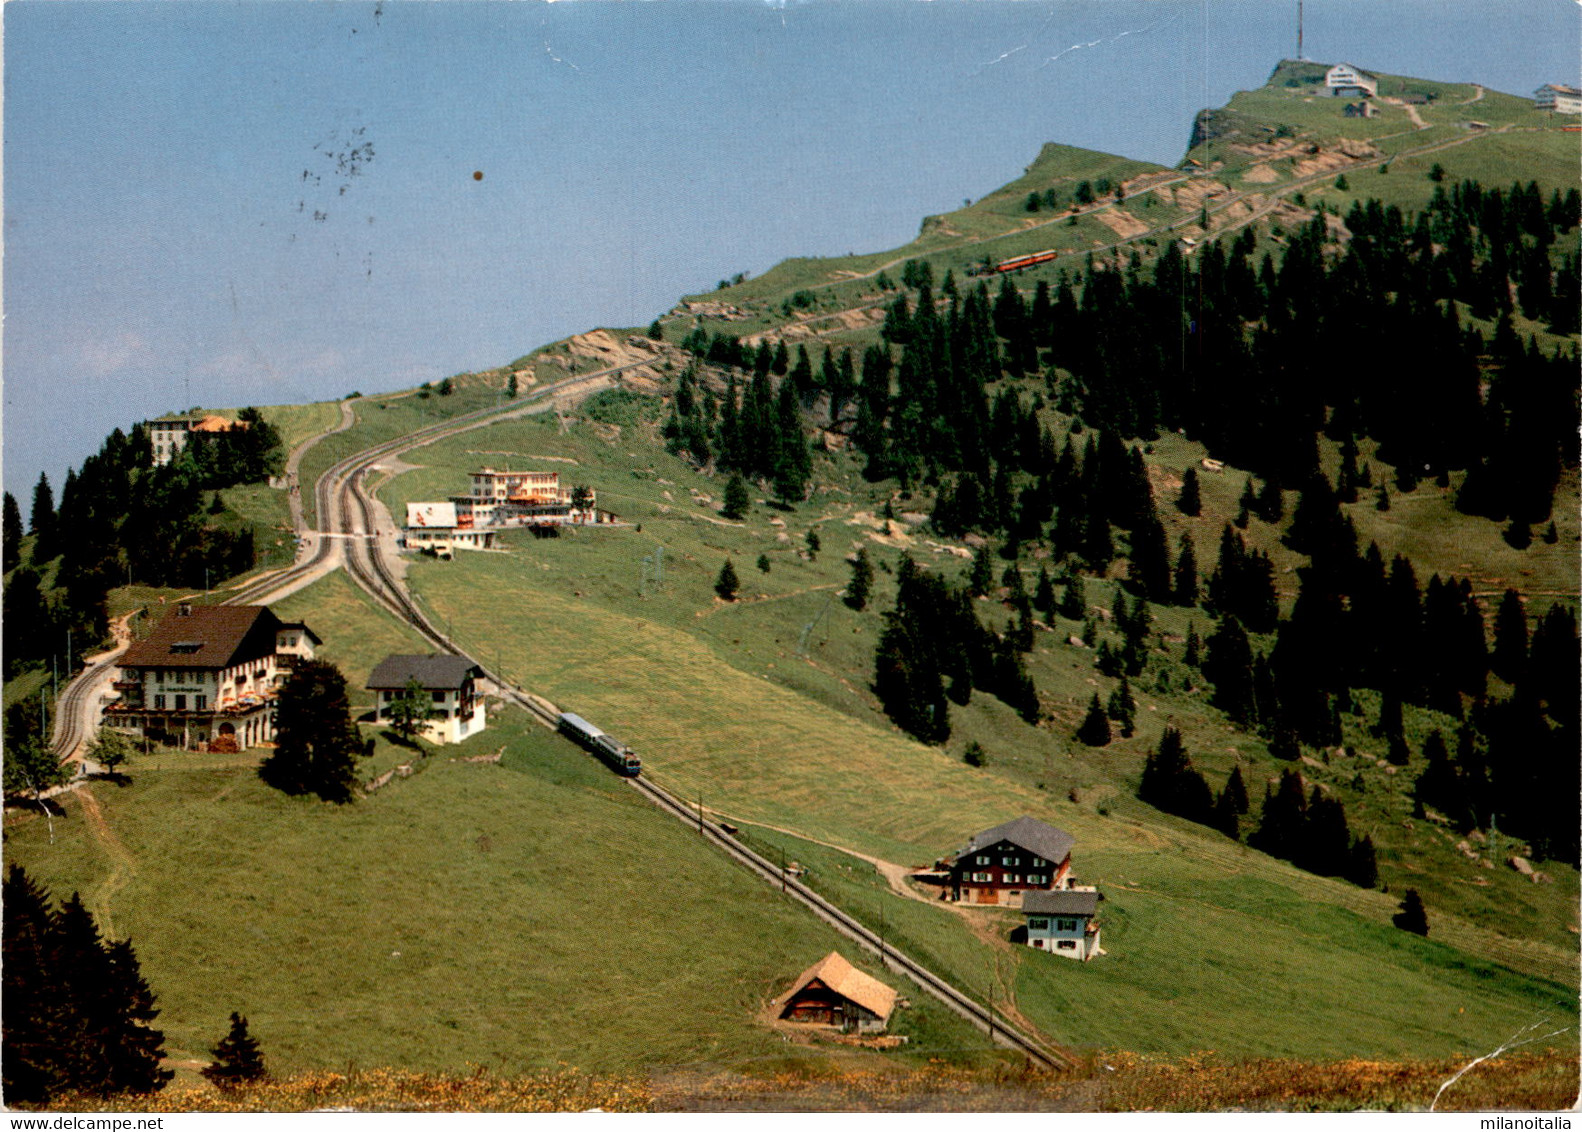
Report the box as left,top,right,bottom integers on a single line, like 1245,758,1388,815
366,654,486,745
106,603,319,750
1534,84,1582,114
1325,63,1378,99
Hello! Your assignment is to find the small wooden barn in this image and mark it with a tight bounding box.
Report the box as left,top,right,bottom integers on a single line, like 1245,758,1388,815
775,952,897,1034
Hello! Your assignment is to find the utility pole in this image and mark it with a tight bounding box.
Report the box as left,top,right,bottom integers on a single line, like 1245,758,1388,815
697,793,704,834
879,904,887,968
1297,0,1304,61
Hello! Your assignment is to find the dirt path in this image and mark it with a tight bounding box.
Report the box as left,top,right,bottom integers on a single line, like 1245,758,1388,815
76,787,135,940
1381,97,1429,130
718,815,935,903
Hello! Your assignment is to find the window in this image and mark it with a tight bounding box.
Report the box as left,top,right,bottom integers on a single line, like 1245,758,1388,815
1028,918,1049,931
1056,918,1079,932
153,695,166,710
970,872,992,883
975,855,990,865
195,695,207,711
174,695,187,711
431,691,445,703
1001,856,1018,866
1003,874,1021,884
1057,940,1077,951
1030,857,1047,867
1026,875,1046,886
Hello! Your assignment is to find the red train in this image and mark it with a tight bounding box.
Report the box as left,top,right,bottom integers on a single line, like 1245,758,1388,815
969,249,1060,277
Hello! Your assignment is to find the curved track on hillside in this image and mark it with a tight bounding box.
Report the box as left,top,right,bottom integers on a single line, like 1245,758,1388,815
323,374,1075,1072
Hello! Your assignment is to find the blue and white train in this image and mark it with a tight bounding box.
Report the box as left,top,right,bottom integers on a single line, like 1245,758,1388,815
557,711,642,776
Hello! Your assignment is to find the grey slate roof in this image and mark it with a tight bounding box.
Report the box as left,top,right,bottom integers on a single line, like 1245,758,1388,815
954,816,1075,866
1021,890,1098,917
366,654,481,691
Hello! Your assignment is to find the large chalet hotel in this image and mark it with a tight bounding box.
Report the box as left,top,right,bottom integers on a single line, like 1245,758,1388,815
943,816,1077,906
403,467,610,552
105,603,318,751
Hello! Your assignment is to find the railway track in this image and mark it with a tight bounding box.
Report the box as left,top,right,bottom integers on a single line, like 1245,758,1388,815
49,364,630,762
327,377,1074,1072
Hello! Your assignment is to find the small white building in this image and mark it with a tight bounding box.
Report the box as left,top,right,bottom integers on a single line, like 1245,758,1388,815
144,414,247,467
366,654,486,745
1534,84,1582,114
1325,63,1378,99
1021,890,1102,961
402,502,495,553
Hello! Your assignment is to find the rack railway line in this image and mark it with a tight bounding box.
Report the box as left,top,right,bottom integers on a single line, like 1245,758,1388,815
321,375,1076,1072
48,350,1072,1070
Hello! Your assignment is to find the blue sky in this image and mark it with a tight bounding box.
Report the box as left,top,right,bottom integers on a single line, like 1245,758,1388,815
5,0,1578,497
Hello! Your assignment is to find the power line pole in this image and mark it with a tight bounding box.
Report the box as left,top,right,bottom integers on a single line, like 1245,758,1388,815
1297,0,1304,60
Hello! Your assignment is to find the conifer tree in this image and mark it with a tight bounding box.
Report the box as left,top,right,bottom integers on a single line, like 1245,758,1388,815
1375,481,1391,511
95,937,173,1097
1256,478,1283,523
1182,623,1201,668
29,473,57,563
1213,764,1250,839
1033,566,1055,619
1075,694,1111,746
201,1012,267,1089
257,660,366,804
1250,769,1307,862
1175,467,1202,516
967,545,993,597
720,474,750,521
1059,572,1086,620
1393,889,1429,936
714,558,740,602
1345,834,1379,889
1202,615,1256,725
1106,676,1136,737
845,548,873,611
2,864,65,1104
3,492,23,572
1490,588,1528,683
3,879,171,1102
771,379,812,504
1237,477,1258,522
1373,689,1404,742
1173,533,1199,607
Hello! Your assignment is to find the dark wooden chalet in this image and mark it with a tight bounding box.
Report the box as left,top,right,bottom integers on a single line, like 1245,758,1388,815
945,815,1075,907
775,952,897,1034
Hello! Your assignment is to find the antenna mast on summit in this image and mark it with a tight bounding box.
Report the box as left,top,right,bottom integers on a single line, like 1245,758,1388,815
1297,0,1305,61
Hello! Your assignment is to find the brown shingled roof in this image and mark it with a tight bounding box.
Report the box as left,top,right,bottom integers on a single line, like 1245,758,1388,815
776,952,897,1022
120,605,286,670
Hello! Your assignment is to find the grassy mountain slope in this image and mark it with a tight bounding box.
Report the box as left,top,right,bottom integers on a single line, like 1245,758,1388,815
4,569,989,1079
7,61,1576,1089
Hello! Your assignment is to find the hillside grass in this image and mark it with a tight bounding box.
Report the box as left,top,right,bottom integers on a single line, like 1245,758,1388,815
732,825,1575,1061
2,571,993,1077
261,401,343,458
376,398,1577,1024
